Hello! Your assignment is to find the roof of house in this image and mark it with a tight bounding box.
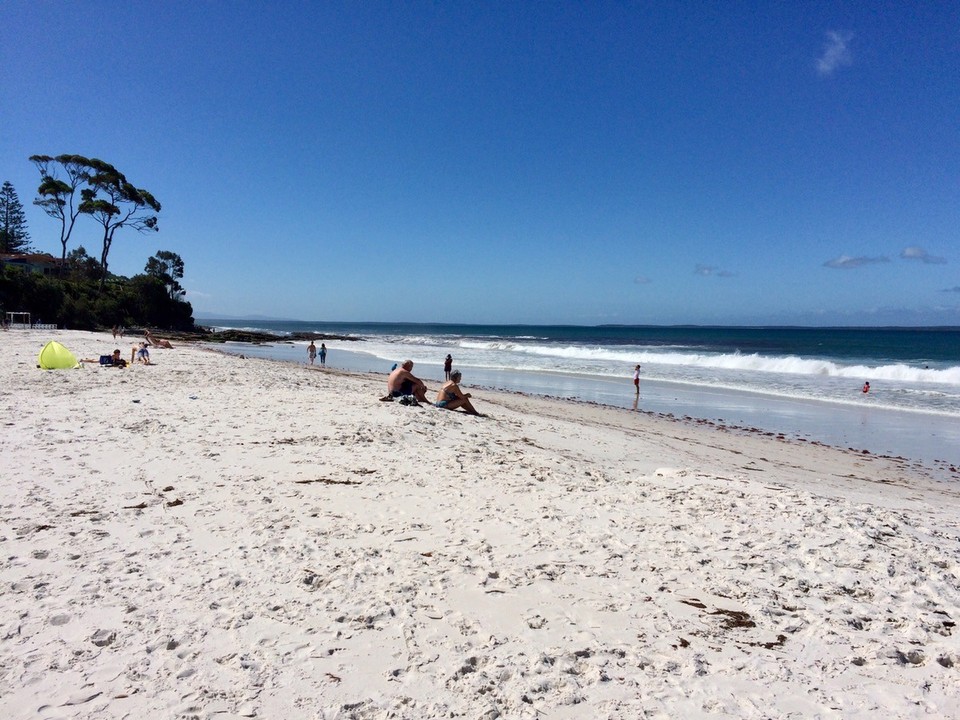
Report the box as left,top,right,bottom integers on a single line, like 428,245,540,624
0,252,63,264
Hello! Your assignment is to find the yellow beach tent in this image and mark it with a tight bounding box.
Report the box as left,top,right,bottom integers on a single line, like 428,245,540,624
37,341,79,370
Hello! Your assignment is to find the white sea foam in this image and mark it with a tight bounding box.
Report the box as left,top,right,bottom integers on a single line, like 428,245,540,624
456,340,960,385
378,335,959,418
211,325,960,419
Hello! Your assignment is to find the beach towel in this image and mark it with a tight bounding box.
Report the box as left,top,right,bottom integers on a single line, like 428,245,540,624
37,341,79,370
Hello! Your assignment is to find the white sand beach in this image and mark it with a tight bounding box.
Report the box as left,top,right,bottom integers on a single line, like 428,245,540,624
2,329,959,719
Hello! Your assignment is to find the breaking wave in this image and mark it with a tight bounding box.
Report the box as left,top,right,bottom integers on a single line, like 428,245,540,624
456,341,959,385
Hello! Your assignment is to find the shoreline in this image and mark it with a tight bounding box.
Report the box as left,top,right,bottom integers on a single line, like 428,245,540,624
210,339,960,481
3,329,959,718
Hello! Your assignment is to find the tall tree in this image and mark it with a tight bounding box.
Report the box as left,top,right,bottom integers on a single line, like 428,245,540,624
0,181,32,253
145,250,185,299
29,154,93,271
79,160,161,290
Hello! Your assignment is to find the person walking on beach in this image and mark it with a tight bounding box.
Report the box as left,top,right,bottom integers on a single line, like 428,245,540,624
319,343,327,367
307,341,317,365
633,364,641,395
444,354,453,380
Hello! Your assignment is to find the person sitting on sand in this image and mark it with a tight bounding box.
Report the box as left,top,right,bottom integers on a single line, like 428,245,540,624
384,360,428,402
80,349,127,367
435,370,482,415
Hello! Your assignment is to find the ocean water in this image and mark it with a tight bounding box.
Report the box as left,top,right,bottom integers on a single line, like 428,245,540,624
200,320,960,473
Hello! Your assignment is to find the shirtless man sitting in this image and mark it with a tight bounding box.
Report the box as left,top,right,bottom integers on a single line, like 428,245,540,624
384,360,429,402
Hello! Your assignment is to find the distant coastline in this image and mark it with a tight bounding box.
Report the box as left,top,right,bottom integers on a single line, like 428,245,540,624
196,315,960,332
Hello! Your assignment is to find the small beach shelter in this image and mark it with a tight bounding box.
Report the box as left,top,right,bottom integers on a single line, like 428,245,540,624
37,340,79,370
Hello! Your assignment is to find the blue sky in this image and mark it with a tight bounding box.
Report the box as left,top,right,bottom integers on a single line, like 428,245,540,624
2,1,957,326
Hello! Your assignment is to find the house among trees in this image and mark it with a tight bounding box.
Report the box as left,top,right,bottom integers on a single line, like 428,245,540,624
0,252,65,276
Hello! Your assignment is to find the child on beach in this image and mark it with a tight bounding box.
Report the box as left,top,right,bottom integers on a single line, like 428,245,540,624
80,349,127,367
132,343,150,365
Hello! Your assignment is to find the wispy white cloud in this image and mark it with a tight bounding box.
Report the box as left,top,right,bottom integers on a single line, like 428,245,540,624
694,264,736,278
634,275,652,285
900,246,947,264
816,31,853,76
823,255,890,269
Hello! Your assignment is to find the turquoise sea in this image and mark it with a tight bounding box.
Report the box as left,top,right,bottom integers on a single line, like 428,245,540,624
199,319,960,476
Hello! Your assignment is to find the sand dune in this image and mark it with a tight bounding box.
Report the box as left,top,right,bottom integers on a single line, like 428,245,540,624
1,330,958,719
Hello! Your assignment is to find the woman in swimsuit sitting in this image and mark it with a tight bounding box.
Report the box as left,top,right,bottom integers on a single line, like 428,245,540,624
435,370,482,415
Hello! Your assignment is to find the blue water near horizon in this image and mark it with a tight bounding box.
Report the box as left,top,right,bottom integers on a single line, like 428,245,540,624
197,319,960,475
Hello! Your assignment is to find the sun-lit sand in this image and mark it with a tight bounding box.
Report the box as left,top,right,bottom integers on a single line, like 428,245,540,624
2,329,958,719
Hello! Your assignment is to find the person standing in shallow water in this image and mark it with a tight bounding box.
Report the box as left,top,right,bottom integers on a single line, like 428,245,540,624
444,354,453,380
633,364,641,395
319,343,327,367
307,341,317,365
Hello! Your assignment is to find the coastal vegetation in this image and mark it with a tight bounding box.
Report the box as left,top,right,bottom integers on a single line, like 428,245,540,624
1,249,195,331
30,155,160,289
1,155,194,331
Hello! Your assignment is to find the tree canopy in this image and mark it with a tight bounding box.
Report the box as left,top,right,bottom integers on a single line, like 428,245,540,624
12,153,188,330
29,154,92,269
0,181,32,253
30,154,161,287
78,159,161,289
145,250,185,299
66,245,103,283
1,248,194,331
